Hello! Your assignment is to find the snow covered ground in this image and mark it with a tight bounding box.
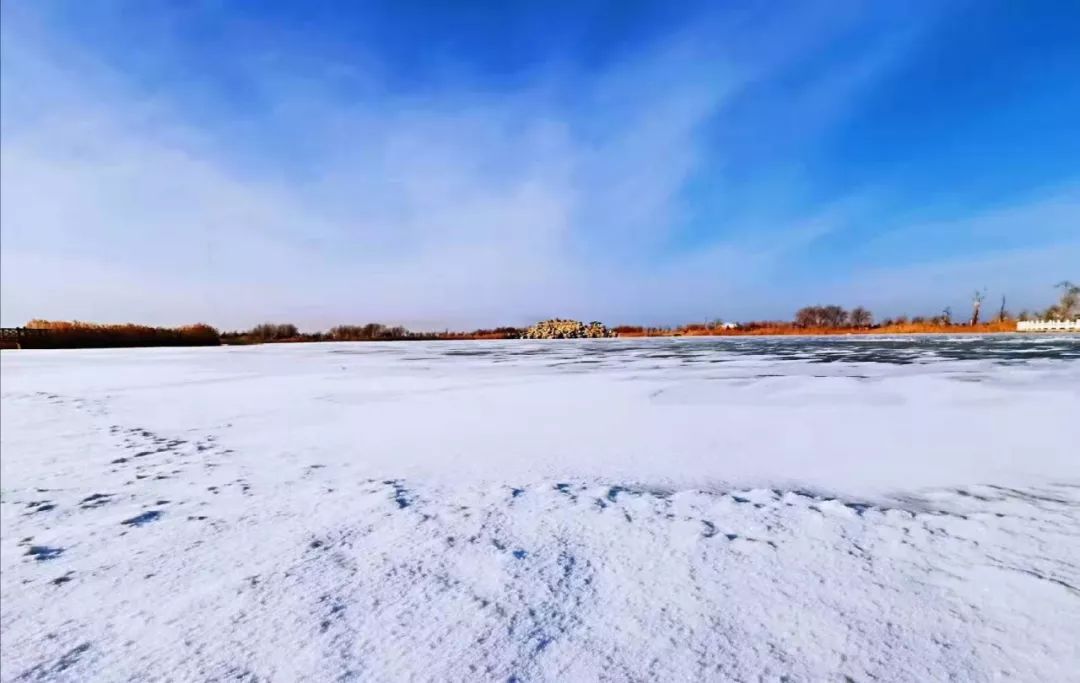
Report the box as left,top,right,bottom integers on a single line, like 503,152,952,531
2,335,1078,681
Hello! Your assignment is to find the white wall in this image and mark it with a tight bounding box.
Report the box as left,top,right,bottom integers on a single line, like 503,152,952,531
1017,320,1080,332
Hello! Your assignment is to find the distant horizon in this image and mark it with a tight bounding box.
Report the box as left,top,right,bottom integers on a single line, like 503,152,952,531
5,289,1067,335
2,278,1074,332
3,2,1078,329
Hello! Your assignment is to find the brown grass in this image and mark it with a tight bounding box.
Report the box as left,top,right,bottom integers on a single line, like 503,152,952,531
613,320,1018,337
7,316,1024,350
20,320,221,348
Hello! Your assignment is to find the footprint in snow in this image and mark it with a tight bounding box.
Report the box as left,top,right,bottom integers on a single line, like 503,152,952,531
26,545,65,561
121,511,163,527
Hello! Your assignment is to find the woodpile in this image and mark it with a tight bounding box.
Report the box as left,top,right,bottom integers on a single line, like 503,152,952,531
521,319,615,339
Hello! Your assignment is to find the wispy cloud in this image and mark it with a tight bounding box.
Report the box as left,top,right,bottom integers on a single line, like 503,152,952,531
1,12,738,328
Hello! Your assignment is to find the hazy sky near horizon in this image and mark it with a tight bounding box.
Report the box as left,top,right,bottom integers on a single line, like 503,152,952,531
2,1,1078,329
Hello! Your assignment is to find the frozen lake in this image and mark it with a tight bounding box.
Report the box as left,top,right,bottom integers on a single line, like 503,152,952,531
2,335,1079,680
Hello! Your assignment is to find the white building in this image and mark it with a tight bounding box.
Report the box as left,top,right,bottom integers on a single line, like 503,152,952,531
1017,319,1080,332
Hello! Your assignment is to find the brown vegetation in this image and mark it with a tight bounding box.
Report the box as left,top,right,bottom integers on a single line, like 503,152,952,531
13,320,221,348
612,299,1025,337
7,283,1071,349
0,316,1033,350
219,323,523,345
433,327,523,340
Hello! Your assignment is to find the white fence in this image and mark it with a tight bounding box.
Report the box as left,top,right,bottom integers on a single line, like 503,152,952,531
1017,320,1080,332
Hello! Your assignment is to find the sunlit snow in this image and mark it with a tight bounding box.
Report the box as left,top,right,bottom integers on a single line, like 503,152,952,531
2,336,1078,680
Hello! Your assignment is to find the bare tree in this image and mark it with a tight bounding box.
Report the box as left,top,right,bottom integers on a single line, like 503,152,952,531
795,306,824,328
998,295,1008,322
249,323,299,341
822,305,848,327
1045,280,1079,320
970,289,986,325
941,306,952,325
849,306,873,328
795,305,849,328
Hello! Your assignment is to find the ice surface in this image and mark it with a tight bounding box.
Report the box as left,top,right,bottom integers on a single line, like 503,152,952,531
2,336,1078,680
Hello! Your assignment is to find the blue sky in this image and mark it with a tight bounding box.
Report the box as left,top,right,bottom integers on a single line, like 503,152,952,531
2,1,1078,329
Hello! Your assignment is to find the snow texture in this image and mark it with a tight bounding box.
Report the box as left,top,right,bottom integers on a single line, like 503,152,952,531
2,336,1079,681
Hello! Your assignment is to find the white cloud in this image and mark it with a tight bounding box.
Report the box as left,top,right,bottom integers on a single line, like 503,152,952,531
0,19,748,329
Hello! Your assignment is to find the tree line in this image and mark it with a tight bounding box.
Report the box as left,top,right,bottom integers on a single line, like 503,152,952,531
7,282,1074,349
793,305,873,328
790,282,1078,330
219,323,523,344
